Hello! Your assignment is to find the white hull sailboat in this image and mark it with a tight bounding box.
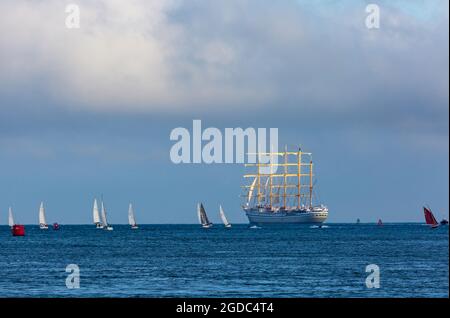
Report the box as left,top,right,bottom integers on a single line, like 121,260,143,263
93,198,103,228
101,201,113,231
39,202,48,230
8,207,14,228
128,203,138,229
219,205,231,228
197,203,213,228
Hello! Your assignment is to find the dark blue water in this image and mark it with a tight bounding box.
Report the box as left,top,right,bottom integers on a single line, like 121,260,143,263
0,224,448,297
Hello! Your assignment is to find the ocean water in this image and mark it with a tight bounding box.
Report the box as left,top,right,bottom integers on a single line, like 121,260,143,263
0,224,448,297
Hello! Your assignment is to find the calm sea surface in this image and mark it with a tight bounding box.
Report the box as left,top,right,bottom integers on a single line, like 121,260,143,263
0,224,448,297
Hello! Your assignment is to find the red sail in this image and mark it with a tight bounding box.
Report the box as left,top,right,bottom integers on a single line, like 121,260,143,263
424,207,438,226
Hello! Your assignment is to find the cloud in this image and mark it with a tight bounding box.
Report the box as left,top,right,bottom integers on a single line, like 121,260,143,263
0,0,447,115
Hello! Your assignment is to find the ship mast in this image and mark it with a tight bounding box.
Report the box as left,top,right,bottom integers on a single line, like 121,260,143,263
257,153,261,206
243,147,314,210
297,148,302,209
283,145,287,209
309,159,313,208
269,150,273,207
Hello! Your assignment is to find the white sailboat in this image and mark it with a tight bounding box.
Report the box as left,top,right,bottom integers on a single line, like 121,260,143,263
128,203,138,229
101,201,113,231
93,198,103,228
39,202,48,230
8,207,14,228
197,203,213,228
219,205,231,228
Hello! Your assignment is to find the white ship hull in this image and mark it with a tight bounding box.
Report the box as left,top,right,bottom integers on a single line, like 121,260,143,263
245,209,328,225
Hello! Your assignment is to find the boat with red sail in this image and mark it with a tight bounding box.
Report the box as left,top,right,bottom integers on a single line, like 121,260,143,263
423,206,440,229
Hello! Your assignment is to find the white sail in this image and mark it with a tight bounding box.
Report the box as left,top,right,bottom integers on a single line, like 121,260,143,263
93,199,100,224
128,203,136,226
219,205,230,227
197,203,203,225
247,177,257,204
39,202,47,225
101,201,108,226
8,207,14,227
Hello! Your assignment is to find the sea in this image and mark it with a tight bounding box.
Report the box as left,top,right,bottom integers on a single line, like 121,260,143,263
0,224,448,297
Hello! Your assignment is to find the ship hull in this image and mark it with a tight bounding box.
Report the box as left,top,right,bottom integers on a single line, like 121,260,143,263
245,210,328,225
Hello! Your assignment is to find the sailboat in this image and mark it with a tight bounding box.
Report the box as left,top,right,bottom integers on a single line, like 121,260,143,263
8,207,25,236
93,198,103,228
39,202,48,230
197,203,213,228
101,201,113,231
423,206,439,229
377,219,383,226
356,218,361,224
8,207,14,228
219,205,231,228
128,203,138,229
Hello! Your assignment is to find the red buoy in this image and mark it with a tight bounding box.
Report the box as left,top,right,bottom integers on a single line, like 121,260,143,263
53,223,60,230
12,224,25,236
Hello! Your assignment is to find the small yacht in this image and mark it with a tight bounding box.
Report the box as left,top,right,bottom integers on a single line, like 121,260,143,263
197,203,213,228
128,203,138,229
39,202,49,230
101,201,113,231
424,206,440,229
219,205,231,228
93,198,103,229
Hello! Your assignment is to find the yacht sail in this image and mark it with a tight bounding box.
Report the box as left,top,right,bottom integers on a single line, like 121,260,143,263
197,203,212,228
128,203,138,229
101,201,113,231
219,205,231,228
39,202,48,230
93,198,102,228
8,207,14,228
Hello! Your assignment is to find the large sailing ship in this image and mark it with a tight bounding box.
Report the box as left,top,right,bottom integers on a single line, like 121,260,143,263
242,147,328,225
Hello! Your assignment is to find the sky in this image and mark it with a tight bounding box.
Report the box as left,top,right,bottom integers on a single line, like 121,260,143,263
0,0,448,224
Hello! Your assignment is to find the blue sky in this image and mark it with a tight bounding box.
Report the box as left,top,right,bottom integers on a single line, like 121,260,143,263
0,0,448,224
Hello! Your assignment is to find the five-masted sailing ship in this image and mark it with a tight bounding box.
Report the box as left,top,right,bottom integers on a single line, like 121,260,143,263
242,146,328,225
